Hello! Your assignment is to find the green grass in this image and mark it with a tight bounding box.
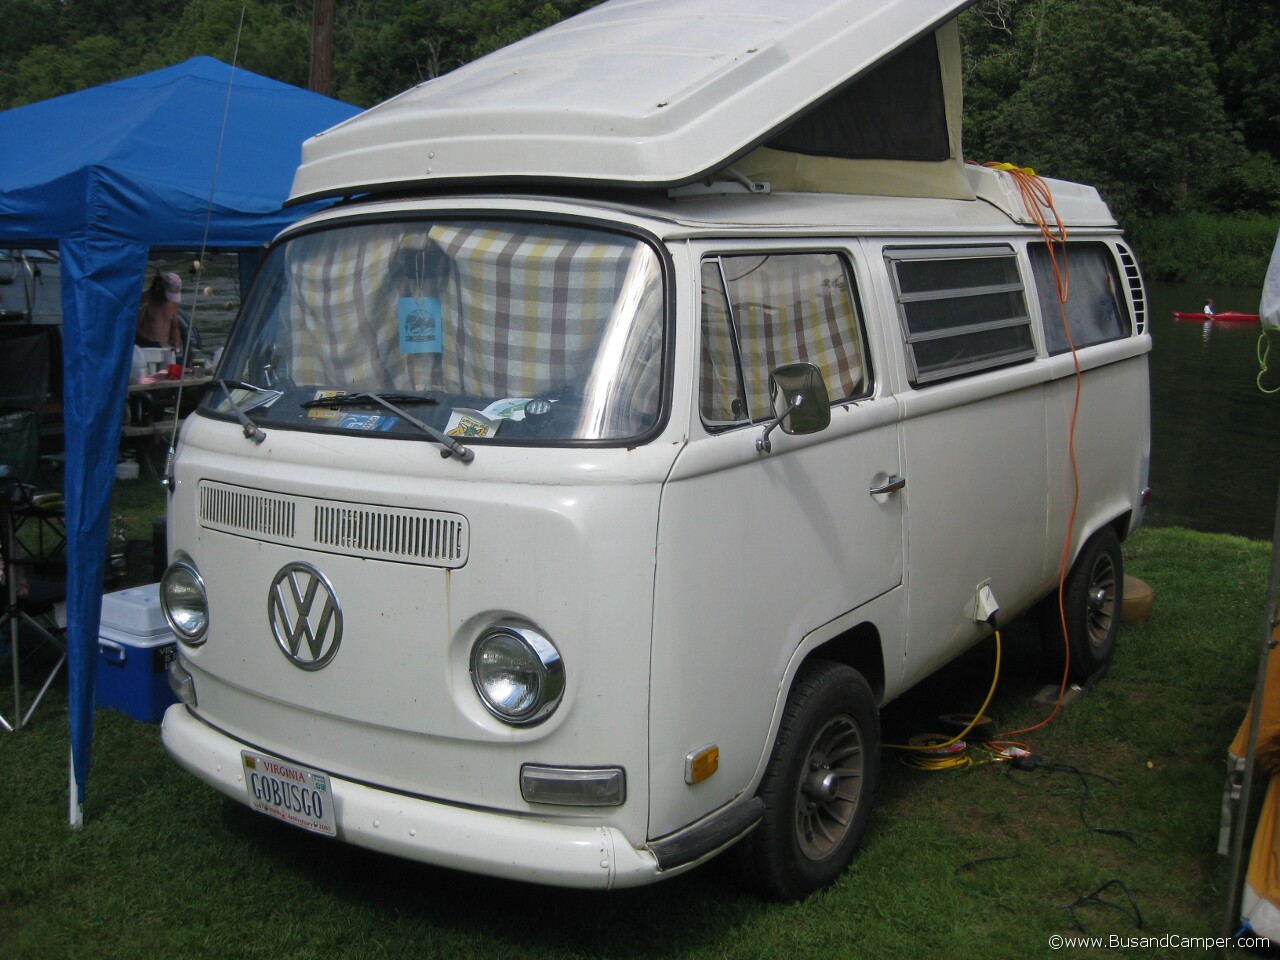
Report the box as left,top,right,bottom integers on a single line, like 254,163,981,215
1,516,1274,959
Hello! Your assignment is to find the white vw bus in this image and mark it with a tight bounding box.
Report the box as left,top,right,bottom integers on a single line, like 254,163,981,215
160,0,1151,900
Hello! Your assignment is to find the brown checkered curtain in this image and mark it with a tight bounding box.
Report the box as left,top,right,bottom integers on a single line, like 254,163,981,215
285,225,407,388
699,260,746,425
712,253,866,422
430,224,642,398
283,221,663,438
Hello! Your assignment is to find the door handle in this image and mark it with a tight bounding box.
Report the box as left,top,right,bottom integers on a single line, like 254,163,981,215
869,474,906,496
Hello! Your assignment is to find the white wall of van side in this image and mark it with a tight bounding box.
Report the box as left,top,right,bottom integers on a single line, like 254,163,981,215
649,242,906,839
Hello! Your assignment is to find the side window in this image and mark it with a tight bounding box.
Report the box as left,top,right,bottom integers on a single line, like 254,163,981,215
887,246,1034,385
699,252,870,427
1029,242,1129,353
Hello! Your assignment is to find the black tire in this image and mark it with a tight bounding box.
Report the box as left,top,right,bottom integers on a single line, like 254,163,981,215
738,660,879,901
1041,526,1124,683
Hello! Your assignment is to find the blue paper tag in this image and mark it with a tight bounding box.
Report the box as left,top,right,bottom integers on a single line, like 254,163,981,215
398,297,442,354
338,414,399,432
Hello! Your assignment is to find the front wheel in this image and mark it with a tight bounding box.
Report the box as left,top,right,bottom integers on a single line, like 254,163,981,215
1041,526,1124,683
738,660,879,901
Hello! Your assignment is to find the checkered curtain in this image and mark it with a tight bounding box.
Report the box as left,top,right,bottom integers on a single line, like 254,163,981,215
283,221,662,437
699,260,745,424
702,253,866,424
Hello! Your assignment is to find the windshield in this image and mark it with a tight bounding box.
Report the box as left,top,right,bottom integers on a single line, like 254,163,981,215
206,218,665,443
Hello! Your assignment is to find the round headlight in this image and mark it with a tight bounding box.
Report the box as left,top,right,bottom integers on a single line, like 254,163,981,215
161,560,209,644
470,625,564,725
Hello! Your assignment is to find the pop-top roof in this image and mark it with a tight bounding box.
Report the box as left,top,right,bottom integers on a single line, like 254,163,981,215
289,0,978,204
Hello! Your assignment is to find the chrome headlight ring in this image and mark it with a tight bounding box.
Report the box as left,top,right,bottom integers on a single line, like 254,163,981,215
160,558,209,645
469,623,565,726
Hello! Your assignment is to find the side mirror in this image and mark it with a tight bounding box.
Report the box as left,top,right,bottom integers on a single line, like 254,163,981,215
756,362,831,453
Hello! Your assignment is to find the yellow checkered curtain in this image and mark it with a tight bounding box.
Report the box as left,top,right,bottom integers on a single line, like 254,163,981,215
280,219,662,438
284,225,407,388
429,224,641,398
711,253,866,422
700,260,746,425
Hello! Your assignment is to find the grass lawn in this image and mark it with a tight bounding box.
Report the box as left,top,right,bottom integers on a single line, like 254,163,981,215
1,481,1274,958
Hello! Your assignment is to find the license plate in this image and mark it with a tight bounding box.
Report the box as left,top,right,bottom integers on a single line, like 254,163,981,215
241,751,336,837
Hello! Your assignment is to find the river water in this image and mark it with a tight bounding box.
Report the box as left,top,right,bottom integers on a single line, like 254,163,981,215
1146,281,1279,540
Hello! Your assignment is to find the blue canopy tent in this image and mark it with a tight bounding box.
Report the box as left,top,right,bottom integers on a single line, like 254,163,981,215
0,57,360,823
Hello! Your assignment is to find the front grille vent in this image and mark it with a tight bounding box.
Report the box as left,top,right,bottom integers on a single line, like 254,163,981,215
197,480,468,568
199,484,296,540
313,504,467,565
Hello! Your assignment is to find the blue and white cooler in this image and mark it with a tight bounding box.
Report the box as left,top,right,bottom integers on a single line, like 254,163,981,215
96,583,178,722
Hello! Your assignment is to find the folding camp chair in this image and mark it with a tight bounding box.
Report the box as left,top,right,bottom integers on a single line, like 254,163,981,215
0,410,66,731
0,331,66,559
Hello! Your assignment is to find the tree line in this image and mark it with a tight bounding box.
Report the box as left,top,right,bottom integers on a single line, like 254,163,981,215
3,0,1278,228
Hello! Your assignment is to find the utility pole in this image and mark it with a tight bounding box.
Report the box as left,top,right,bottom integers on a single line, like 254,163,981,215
310,0,334,96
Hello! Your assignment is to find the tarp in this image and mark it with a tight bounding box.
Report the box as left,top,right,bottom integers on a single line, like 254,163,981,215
1226,624,1280,938
1262,229,1280,330
0,57,360,822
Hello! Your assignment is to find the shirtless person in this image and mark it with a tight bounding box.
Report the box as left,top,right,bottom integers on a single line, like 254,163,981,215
136,272,183,351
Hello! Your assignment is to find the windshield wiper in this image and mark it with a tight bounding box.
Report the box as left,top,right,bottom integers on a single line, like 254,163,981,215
301,392,438,409
215,378,277,444
305,391,473,463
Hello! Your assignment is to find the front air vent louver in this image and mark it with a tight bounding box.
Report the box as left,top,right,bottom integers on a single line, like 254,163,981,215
1116,243,1147,334
199,484,297,539
313,504,466,565
198,480,468,568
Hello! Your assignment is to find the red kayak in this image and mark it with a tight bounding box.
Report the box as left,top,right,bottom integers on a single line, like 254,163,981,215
1172,310,1259,324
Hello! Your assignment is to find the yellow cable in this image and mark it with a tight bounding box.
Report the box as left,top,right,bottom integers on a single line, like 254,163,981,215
885,629,1002,753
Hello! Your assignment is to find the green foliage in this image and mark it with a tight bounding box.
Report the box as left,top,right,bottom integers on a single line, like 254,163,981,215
145,0,310,89
963,0,1230,222
1,0,1277,231
1204,150,1280,215
2,36,128,107
1218,21,1280,160
1125,212,1280,284
331,0,599,107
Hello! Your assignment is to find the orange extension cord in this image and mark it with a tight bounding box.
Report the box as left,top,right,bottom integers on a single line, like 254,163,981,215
982,162,1085,740
887,163,1088,761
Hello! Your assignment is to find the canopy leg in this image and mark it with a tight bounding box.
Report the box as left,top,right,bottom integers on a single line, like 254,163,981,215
69,749,83,828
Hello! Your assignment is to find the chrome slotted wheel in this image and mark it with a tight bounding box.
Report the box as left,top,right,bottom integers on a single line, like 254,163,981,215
795,714,864,860
739,660,880,901
1040,525,1124,683
1085,549,1118,651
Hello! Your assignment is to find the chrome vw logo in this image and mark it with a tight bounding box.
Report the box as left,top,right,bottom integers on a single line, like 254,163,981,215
268,563,343,670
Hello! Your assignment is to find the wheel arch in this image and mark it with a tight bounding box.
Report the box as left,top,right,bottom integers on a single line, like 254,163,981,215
803,620,886,703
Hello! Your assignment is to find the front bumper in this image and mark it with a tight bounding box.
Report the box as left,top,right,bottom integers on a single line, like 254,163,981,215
161,704,665,890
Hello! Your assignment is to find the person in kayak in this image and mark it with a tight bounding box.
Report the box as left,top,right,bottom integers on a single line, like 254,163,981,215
1204,297,1216,316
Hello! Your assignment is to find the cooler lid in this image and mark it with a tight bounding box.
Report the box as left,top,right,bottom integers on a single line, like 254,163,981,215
100,584,173,641
288,0,978,203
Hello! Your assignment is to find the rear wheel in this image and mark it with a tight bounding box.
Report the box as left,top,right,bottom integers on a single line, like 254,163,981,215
738,660,879,901
1041,526,1124,683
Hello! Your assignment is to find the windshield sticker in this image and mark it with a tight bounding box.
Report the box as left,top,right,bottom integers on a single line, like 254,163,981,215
306,389,349,419
338,413,399,432
481,398,534,421
398,296,443,354
445,409,499,438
